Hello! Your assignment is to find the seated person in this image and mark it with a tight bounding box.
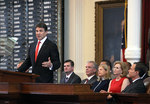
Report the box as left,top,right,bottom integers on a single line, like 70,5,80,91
100,60,115,79
100,61,130,101
91,64,111,92
124,61,132,70
138,62,149,81
81,61,98,84
60,59,81,84
122,62,146,93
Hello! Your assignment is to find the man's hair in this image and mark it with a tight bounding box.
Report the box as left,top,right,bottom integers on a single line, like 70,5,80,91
134,62,146,77
87,61,98,70
101,60,112,70
64,59,74,67
125,61,132,70
36,22,47,31
127,62,132,67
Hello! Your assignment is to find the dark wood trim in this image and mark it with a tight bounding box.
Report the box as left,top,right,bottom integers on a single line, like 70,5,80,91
95,0,125,65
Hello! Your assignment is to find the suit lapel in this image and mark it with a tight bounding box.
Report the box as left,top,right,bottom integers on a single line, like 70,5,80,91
124,79,140,92
67,72,74,83
61,76,66,83
81,79,87,84
87,75,97,84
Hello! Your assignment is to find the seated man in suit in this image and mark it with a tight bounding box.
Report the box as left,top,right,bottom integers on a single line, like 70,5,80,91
122,62,146,93
138,62,149,81
81,61,98,84
60,59,81,84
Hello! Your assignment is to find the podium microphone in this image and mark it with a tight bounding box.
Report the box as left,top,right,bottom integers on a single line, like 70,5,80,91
0,42,27,63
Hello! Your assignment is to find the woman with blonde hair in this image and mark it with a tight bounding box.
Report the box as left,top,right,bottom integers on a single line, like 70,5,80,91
91,64,111,92
100,61,130,103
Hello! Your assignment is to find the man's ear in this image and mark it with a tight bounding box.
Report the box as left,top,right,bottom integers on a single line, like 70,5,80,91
94,68,97,73
46,31,48,34
135,71,139,75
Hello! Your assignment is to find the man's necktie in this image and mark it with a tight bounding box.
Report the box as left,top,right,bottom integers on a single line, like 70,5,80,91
35,41,41,62
84,79,88,84
65,77,68,83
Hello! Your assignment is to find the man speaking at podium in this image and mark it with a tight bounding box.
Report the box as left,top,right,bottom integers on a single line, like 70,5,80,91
17,22,61,83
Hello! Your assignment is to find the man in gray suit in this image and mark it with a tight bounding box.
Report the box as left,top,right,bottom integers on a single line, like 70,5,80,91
81,61,98,84
122,62,146,93
60,59,81,84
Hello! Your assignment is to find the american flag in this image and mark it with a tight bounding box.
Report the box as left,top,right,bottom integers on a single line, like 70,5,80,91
121,0,127,62
121,27,127,62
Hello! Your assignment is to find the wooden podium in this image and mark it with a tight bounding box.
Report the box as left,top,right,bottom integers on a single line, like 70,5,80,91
0,69,39,104
0,69,39,83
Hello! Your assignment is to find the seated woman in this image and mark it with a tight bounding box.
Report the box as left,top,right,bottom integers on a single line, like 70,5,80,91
91,64,111,92
100,61,130,102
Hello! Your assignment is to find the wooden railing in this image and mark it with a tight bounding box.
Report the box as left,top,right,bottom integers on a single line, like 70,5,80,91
0,70,150,104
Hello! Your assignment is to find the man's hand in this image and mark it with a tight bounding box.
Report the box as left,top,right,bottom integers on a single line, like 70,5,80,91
42,57,52,68
100,90,107,93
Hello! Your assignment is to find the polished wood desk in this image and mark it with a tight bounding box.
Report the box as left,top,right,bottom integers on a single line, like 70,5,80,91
21,83,108,104
0,70,39,104
0,83,108,104
113,93,150,104
0,69,39,83
1,70,150,104
1,82,150,104
0,82,21,104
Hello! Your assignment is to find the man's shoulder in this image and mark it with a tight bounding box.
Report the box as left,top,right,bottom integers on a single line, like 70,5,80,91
71,72,81,79
135,79,145,85
46,38,55,44
92,75,98,79
81,78,87,83
45,39,57,47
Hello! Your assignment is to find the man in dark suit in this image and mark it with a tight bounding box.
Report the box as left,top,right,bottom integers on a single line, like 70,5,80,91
139,62,149,81
81,61,98,84
17,22,61,83
60,59,81,84
122,62,146,93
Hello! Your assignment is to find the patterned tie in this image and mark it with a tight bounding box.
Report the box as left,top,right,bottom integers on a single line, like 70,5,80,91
65,77,68,83
35,41,41,62
85,79,88,84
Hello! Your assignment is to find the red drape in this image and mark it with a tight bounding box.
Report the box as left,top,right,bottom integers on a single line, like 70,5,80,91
141,0,150,64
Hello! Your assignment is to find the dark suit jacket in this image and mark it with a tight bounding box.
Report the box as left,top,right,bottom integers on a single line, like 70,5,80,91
122,79,146,93
80,75,97,84
141,73,149,81
18,38,61,83
91,79,110,92
60,72,81,84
